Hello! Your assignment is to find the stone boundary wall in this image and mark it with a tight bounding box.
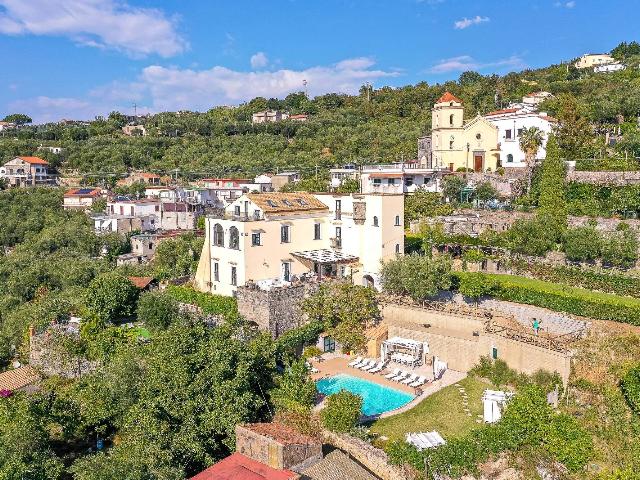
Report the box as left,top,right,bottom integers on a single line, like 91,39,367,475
567,170,640,186
322,430,410,480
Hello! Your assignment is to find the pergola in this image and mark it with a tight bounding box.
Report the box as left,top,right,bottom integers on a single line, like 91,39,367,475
381,336,426,367
291,249,359,278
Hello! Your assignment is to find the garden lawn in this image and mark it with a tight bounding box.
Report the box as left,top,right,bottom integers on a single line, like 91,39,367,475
369,376,487,443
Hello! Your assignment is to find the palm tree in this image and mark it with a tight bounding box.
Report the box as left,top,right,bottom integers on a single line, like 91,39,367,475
519,126,545,192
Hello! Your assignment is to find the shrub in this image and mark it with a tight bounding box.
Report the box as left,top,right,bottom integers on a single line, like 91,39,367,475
505,219,556,256
136,291,179,331
563,226,602,262
321,390,362,433
601,230,638,268
620,364,640,414
459,272,495,303
85,273,139,322
461,249,486,264
544,413,593,473
381,254,452,301
164,285,237,318
271,360,318,413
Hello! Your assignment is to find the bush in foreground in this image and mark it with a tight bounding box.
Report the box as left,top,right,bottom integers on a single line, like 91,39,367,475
321,390,362,433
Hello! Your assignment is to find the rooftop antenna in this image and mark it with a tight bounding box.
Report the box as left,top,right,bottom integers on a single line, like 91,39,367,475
132,102,138,117
303,79,308,97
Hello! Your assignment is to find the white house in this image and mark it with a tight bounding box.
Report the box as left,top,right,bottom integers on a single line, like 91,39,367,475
574,53,615,69
251,110,290,124
63,188,102,211
107,198,161,217
194,192,405,296
0,156,54,187
594,63,625,73
483,108,556,167
359,162,444,194
330,165,360,189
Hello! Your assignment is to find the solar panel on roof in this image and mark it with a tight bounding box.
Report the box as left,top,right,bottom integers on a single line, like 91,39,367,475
266,200,278,207
76,188,95,194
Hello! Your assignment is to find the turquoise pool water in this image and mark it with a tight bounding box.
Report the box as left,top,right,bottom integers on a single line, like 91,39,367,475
316,373,414,416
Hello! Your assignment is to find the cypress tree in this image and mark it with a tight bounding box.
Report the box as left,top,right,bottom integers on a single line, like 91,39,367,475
537,135,567,241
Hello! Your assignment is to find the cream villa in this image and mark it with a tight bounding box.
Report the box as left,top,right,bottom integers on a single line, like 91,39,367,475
194,192,404,296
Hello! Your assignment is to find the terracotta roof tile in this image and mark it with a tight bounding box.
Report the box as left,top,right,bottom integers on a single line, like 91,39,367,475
0,365,40,392
484,108,520,116
241,423,320,446
190,453,298,480
436,91,463,104
127,276,155,289
17,156,49,165
246,193,328,215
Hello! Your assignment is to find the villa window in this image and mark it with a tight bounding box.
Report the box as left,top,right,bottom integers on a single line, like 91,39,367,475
449,113,454,126
505,129,512,140
314,222,321,240
387,178,396,186
395,244,401,254
281,225,291,243
213,224,224,247
395,215,401,226
476,133,481,140
281,262,291,282
449,140,454,149
335,200,341,220
213,262,219,282
405,177,414,187
229,226,240,250
231,266,237,286
373,178,381,186
373,216,379,227
251,232,261,246
507,154,514,163
234,205,241,216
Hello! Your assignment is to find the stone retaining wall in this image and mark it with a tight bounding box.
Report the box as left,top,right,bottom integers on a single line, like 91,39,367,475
322,430,410,480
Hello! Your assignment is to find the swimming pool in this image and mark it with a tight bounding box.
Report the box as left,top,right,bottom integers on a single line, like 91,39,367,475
316,374,414,416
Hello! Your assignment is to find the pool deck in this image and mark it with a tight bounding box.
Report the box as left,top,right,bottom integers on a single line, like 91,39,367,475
310,355,466,417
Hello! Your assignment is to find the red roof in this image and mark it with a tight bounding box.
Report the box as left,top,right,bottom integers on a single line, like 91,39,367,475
64,188,101,197
139,172,160,179
540,115,558,122
127,276,155,289
436,91,463,104
484,108,520,116
190,453,298,480
17,156,48,165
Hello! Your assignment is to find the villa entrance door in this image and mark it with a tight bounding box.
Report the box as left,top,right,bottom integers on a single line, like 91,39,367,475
474,154,484,172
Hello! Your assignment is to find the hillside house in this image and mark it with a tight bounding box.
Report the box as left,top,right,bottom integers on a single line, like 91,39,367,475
194,192,404,296
574,53,615,69
252,110,290,124
63,188,102,211
0,156,54,187
118,172,161,186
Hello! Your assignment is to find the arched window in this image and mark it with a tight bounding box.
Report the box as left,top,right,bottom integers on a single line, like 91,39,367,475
507,154,514,163
373,216,379,227
449,140,454,149
449,113,454,126
213,224,224,247
229,226,240,250
395,244,401,254
476,133,481,140
395,215,401,226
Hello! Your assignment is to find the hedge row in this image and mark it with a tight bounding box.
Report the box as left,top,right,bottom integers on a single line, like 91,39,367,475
454,273,640,326
507,259,640,299
164,285,238,318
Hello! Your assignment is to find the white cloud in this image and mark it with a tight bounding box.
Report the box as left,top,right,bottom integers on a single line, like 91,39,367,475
7,57,399,123
0,0,187,57
554,1,576,7
454,15,489,30
429,55,525,74
250,52,269,69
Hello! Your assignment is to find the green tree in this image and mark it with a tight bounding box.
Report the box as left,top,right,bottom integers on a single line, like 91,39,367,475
335,177,360,193
2,113,32,125
0,394,64,480
519,126,545,192
505,218,555,256
473,181,499,202
459,272,494,304
536,135,567,242
380,254,452,300
321,390,362,433
136,291,180,331
270,360,317,414
442,176,467,203
404,190,453,224
562,226,602,262
302,282,380,353
85,273,139,322
601,230,638,268
552,94,594,159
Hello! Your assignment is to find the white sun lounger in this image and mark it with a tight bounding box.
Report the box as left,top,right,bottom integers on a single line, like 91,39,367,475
351,357,368,368
361,360,380,372
348,356,363,367
358,359,375,370
402,374,419,385
391,371,409,382
384,368,401,379
368,361,386,374
409,376,427,387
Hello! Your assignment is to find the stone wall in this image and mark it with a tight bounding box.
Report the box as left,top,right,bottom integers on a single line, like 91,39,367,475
29,328,98,378
567,170,640,186
236,284,308,338
322,430,410,480
235,425,322,471
382,303,572,385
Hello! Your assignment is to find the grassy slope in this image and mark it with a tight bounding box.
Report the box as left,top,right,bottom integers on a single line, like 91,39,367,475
369,376,487,443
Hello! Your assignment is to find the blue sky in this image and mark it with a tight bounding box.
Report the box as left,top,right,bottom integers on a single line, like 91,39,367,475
0,0,637,123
